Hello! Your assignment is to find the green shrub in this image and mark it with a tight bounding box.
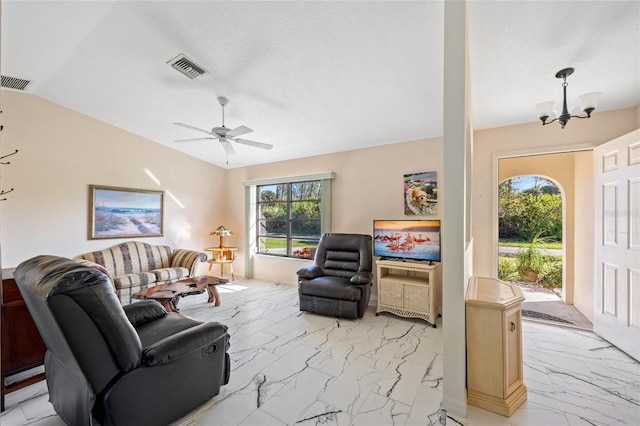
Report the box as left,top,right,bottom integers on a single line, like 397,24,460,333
498,258,518,281
516,232,550,281
541,260,563,288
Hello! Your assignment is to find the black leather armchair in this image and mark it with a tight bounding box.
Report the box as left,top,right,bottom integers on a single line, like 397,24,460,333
14,255,230,426
297,233,373,319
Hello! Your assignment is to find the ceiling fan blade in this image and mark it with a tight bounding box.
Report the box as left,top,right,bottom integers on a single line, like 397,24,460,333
226,125,253,138
173,122,213,136
235,138,273,150
220,140,236,155
175,137,215,143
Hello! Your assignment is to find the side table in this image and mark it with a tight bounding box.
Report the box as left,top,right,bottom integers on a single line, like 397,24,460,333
205,246,238,281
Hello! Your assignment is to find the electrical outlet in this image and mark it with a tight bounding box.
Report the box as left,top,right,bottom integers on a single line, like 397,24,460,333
439,409,447,425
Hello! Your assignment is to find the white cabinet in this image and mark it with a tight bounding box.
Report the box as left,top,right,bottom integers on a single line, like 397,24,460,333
465,277,527,417
375,260,441,327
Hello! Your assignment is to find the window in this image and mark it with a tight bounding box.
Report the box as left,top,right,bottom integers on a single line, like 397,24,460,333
243,172,334,270
257,180,323,258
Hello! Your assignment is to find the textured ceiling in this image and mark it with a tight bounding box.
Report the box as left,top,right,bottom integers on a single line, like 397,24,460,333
2,1,639,168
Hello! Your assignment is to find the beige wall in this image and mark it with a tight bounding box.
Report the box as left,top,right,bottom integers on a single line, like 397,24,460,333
473,106,639,283
573,150,594,321
3,90,636,295
475,108,639,321
0,90,226,273
225,137,444,289
0,91,444,284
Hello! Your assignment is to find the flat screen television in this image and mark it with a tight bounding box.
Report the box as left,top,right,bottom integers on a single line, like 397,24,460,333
373,219,441,263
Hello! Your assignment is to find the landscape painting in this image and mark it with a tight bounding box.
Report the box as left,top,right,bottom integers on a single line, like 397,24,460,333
89,185,164,239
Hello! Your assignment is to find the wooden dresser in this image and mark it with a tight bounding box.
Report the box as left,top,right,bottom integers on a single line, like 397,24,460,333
1,277,47,411
465,276,527,417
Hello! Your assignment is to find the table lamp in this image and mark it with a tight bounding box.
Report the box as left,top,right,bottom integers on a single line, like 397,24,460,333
210,226,233,248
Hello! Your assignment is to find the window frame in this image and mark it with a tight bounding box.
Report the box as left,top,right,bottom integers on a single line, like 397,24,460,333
243,172,334,276
256,180,323,258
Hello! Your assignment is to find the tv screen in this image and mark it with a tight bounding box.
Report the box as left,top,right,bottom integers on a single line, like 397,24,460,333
373,219,441,263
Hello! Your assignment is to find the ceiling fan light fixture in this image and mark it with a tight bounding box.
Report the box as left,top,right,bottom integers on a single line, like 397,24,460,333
172,96,274,163
535,67,601,129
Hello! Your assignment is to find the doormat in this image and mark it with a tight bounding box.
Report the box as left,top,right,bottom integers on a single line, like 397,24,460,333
522,309,573,325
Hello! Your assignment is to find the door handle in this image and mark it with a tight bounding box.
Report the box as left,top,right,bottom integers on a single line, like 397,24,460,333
510,322,516,332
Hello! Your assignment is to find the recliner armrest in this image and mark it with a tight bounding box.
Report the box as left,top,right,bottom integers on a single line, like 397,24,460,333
142,322,229,366
297,265,324,279
123,300,167,327
350,271,373,285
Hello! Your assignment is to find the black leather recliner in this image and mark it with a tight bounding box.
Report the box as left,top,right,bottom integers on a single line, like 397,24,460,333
13,255,230,426
297,233,373,319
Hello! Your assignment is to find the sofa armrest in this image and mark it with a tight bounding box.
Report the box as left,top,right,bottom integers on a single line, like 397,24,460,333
297,265,324,279
350,271,373,285
170,249,208,276
123,300,167,327
142,322,229,366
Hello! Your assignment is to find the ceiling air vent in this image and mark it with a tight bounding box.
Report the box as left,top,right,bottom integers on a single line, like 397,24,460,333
1,75,31,91
168,54,209,80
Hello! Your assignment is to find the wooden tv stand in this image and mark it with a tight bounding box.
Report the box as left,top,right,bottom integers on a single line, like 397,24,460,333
375,259,442,327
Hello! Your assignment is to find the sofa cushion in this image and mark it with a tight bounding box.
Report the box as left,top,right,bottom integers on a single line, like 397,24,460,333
114,272,157,290
76,241,172,278
151,267,189,282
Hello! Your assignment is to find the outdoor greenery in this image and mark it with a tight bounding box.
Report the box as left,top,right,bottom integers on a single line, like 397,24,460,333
498,176,563,289
257,181,322,257
258,182,321,237
499,240,563,250
499,177,562,242
515,232,550,281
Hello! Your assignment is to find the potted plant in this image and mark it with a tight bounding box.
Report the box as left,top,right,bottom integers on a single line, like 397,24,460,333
516,232,549,282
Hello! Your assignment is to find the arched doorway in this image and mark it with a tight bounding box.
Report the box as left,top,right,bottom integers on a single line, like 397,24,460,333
498,154,592,329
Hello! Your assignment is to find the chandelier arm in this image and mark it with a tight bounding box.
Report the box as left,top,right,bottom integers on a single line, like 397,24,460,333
541,117,559,126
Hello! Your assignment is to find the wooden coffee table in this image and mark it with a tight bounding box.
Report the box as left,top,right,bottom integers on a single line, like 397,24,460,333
131,276,228,312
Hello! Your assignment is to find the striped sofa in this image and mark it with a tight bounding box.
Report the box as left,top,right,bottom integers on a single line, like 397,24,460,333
75,241,207,305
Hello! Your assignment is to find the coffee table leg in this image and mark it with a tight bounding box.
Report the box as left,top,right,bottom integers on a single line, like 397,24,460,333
206,285,220,307
160,296,180,312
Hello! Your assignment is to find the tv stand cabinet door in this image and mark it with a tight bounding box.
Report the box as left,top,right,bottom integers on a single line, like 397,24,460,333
403,283,429,313
379,280,404,308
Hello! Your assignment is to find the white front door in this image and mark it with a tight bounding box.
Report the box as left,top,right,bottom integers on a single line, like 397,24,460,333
593,129,640,361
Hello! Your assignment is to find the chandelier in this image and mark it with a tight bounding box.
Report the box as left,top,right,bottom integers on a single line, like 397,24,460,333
535,68,601,129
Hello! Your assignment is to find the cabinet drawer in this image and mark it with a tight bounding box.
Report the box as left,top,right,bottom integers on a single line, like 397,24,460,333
379,280,404,308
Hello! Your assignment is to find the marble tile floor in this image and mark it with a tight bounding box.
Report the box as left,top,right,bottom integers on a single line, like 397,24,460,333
1,279,638,426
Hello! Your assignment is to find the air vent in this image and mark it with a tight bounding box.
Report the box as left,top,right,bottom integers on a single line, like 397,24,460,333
168,54,209,80
1,75,31,91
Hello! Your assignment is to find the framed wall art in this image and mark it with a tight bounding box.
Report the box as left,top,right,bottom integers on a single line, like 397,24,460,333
88,185,164,239
404,171,437,215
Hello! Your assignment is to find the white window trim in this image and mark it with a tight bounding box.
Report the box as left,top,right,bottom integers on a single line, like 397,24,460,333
242,172,335,278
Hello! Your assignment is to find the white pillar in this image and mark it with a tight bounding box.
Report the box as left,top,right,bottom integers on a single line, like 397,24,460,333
442,0,470,419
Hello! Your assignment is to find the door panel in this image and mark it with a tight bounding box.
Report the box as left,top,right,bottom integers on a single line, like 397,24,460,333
594,130,640,361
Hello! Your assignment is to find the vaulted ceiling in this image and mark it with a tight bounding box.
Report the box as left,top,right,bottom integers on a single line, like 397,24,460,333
2,1,639,168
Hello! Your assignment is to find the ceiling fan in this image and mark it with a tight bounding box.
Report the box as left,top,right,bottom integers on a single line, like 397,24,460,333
173,96,273,159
